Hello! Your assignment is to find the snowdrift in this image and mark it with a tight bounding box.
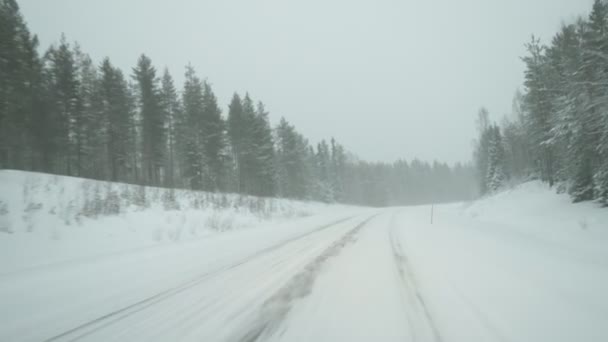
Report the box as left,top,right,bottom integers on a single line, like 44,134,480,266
394,182,608,342
459,181,608,254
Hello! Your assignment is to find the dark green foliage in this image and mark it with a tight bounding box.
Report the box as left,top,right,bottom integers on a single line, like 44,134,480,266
44,36,83,176
248,101,275,197
132,54,164,186
159,68,181,188
486,125,506,193
180,64,205,190
200,81,225,191
100,58,133,182
275,118,309,199
228,93,276,196
0,0,42,170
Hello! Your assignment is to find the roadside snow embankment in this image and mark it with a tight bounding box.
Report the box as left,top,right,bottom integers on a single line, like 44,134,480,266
397,181,608,342
460,181,608,259
0,170,351,272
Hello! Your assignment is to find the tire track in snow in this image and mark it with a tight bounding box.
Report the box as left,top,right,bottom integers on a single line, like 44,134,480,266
389,214,443,342
42,216,355,342
137,227,346,341
390,212,511,342
233,214,378,342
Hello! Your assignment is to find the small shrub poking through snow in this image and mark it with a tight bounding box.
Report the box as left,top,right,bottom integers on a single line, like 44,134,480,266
0,200,10,234
578,218,588,230
162,189,180,210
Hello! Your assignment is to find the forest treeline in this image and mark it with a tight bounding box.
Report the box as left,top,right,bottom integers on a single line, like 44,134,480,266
474,0,608,205
0,0,475,206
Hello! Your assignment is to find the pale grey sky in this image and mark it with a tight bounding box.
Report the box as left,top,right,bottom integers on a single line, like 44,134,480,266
19,0,592,164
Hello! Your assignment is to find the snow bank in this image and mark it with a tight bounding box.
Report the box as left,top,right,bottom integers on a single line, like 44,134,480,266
457,181,608,256
0,170,350,272
393,181,608,342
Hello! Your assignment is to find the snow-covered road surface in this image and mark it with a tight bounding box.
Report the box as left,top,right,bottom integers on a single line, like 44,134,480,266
1,204,608,342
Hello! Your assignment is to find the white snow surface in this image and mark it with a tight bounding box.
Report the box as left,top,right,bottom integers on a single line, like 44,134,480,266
1,172,607,342
0,170,354,273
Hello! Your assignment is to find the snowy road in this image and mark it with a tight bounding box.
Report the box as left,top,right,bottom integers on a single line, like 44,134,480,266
1,206,608,342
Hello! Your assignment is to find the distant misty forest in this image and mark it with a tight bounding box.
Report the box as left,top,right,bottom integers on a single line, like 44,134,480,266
0,0,476,206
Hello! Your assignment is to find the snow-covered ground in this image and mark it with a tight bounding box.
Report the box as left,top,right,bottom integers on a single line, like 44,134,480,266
0,170,354,273
1,173,607,341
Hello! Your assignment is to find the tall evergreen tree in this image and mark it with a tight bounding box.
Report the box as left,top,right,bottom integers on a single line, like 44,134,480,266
45,35,82,176
248,101,276,196
329,138,346,201
238,93,258,194
486,125,506,192
0,0,41,169
74,47,103,179
159,68,181,188
201,81,225,191
100,58,133,182
275,117,309,199
132,54,164,185
227,93,246,193
312,140,333,201
181,64,205,190
474,107,491,195
522,36,556,186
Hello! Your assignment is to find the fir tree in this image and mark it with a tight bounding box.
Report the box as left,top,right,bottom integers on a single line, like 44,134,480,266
249,101,276,196
181,64,205,190
486,125,506,193
0,0,38,169
132,54,164,185
474,107,491,194
100,58,133,182
44,35,82,176
522,36,556,186
201,81,225,191
275,118,309,199
227,93,245,193
74,47,103,179
159,68,181,188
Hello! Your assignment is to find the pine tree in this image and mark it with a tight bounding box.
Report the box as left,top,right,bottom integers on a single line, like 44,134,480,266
501,91,533,181
571,1,608,202
275,118,309,199
329,138,346,201
181,64,205,190
227,93,245,193
100,58,133,182
159,68,182,188
239,93,258,194
132,54,164,185
0,0,38,169
201,81,225,191
74,47,104,179
44,35,82,176
313,140,333,201
248,101,276,197
522,36,556,186
21,32,46,172
486,125,506,193
474,107,491,194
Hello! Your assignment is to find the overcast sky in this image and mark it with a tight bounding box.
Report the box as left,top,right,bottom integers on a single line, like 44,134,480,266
19,0,592,165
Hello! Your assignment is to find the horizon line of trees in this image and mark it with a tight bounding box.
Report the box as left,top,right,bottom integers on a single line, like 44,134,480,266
474,0,608,206
1,0,476,207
